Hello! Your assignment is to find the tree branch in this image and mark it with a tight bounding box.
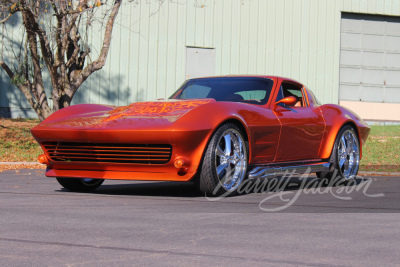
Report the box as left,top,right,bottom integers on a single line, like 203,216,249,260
0,60,15,79
70,0,122,95
0,13,13,24
0,0,124,120
21,10,52,119
0,60,45,121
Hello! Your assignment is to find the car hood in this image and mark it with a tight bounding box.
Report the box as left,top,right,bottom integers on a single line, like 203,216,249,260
103,99,215,122
36,99,216,130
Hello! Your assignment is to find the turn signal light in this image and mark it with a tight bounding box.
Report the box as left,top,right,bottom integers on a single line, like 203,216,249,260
174,159,185,169
38,154,49,165
174,158,189,176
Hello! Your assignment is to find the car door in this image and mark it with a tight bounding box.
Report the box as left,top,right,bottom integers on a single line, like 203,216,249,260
271,80,325,162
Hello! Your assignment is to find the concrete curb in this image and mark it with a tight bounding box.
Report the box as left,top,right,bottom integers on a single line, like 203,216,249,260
0,162,42,165
358,171,400,177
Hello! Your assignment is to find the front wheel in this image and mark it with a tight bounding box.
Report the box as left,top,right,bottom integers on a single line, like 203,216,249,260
317,125,360,182
56,177,104,192
198,123,248,196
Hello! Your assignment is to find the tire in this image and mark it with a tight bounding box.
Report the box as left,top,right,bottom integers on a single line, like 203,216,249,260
56,177,104,192
198,123,248,196
317,125,360,182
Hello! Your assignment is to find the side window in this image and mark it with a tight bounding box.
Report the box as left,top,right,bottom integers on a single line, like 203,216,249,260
275,86,284,103
286,88,302,98
278,82,306,107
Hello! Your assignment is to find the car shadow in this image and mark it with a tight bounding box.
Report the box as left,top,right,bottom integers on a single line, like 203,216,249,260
56,176,367,198
57,181,202,198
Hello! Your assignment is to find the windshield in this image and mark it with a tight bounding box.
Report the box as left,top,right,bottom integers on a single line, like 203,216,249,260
170,77,274,105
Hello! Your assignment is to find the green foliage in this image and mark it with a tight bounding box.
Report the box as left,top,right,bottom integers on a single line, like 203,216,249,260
10,74,25,86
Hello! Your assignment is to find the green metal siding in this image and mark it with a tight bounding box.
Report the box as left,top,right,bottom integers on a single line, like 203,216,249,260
1,0,400,118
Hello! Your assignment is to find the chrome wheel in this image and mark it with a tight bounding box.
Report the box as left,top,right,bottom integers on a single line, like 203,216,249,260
337,129,360,180
215,128,247,191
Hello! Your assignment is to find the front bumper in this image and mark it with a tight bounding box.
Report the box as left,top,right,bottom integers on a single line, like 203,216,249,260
45,168,197,182
34,128,213,182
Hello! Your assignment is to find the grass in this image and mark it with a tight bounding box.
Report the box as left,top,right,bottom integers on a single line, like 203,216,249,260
360,125,400,172
0,118,399,172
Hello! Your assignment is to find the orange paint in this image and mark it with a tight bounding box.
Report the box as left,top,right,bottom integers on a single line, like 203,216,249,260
30,75,370,183
38,154,50,165
101,99,214,124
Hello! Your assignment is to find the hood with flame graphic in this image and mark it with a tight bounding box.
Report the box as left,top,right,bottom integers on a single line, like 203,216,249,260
38,99,216,129
101,99,215,124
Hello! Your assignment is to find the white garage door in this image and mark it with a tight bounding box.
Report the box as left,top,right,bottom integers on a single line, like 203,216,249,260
340,13,400,104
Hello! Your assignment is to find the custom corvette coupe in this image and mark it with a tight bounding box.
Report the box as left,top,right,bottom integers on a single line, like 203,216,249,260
31,76,370,196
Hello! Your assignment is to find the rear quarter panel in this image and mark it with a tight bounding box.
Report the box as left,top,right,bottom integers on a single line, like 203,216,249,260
318,104,370,159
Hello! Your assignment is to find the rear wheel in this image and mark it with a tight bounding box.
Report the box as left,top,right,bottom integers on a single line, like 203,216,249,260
198,123,248,196
56,178,104,192
317,125,360,182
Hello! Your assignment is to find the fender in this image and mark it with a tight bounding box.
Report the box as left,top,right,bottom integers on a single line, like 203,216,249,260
174,101,281,166
171,102,251,170
318,104,370,159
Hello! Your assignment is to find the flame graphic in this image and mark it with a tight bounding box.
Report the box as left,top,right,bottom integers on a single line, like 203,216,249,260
101,99,214,124
38,100,214,129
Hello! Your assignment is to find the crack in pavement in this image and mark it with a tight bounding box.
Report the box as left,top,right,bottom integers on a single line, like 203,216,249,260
0,237,346,267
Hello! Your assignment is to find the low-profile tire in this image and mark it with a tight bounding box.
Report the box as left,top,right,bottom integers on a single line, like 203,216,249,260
56,177,104,192
317,125,360,183
198,123,248,196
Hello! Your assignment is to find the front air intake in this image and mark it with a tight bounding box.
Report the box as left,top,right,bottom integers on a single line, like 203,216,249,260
42,142,172,164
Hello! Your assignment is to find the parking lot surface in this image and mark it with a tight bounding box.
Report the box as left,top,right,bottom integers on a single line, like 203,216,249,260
1,169,399,266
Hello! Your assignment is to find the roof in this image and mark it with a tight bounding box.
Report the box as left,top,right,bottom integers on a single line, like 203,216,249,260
188,75,301,84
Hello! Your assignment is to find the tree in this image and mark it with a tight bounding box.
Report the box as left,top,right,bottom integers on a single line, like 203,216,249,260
0,0,122,121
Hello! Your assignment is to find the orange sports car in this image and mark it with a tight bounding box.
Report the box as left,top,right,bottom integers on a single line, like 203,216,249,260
31,76,370,196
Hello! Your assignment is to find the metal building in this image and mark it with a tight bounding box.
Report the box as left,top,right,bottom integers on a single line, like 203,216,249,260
1,0,400,122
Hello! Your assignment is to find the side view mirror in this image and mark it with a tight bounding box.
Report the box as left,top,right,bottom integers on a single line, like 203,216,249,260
275,96,297,107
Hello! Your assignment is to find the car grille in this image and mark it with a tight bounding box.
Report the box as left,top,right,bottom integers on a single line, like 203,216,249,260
42,142,172,164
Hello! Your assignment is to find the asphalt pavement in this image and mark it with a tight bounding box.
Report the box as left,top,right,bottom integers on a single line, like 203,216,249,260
0,169,399,266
